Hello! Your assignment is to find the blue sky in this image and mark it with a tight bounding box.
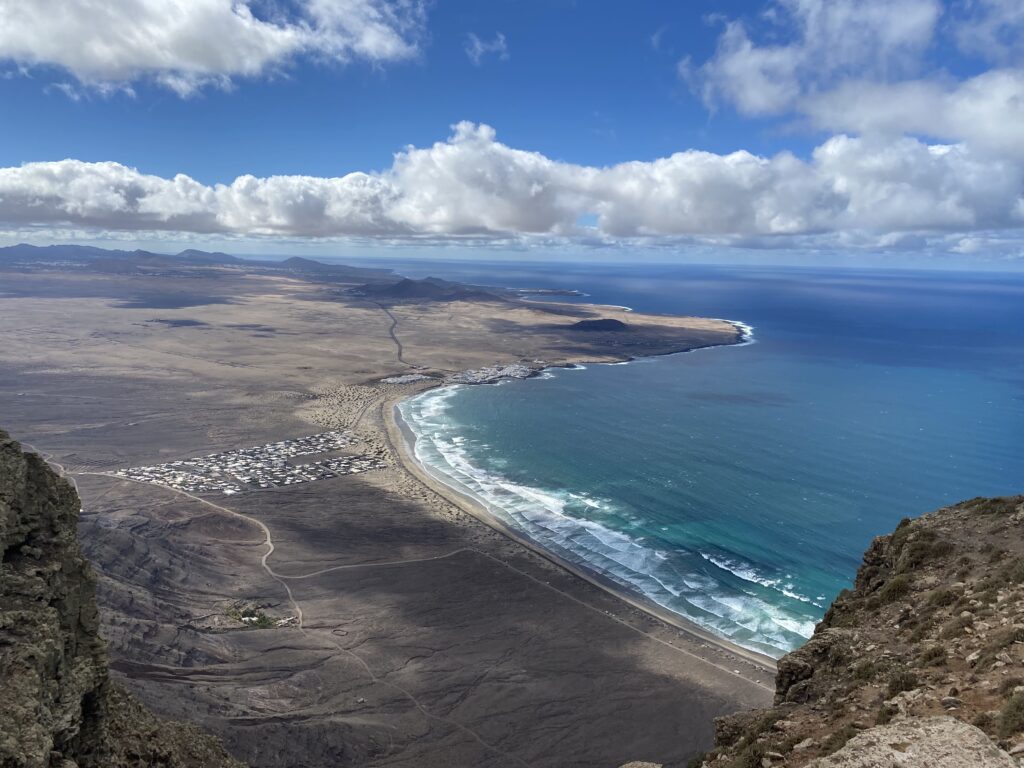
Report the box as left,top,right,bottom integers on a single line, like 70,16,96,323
0,0,1022,265
1,1,785,180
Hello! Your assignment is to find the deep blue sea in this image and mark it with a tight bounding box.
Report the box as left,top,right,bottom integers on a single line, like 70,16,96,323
380,260,1024,658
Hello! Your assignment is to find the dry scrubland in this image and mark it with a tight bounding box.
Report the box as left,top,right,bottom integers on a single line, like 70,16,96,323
0,261,769,768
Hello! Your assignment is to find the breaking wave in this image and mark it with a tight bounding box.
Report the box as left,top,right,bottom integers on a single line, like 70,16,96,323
399,383,818,658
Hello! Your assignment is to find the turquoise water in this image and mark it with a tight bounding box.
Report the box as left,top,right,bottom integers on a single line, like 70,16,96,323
396,264,1024,657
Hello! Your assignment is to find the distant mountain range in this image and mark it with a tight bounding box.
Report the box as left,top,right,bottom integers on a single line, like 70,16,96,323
0,243,394,279
0,243,545,304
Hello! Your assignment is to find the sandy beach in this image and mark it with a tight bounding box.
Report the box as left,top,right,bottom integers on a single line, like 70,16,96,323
387,385,777,677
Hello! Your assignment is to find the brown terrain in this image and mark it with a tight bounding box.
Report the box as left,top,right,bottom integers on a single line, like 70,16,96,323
0,248,772,768
1,429,243,768
701,496,1024,768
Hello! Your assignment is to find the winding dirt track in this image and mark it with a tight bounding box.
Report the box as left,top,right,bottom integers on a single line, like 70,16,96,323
72,470,532,767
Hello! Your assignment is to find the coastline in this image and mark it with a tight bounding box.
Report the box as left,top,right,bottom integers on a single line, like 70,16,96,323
380,323,777,681
448,318,755,386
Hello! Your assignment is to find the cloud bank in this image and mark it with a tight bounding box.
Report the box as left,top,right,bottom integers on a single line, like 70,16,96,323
1,122,1021,249
689,0,1024,159
0,0,425,95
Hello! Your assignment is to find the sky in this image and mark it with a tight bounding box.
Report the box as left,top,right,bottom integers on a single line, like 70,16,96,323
0,0,1022,266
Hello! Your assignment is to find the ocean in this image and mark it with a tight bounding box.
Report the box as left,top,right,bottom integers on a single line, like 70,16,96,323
385,261,1024,658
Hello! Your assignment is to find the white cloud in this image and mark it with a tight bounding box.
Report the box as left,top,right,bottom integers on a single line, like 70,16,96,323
0,123,1020,248
465,32,509,66
803,69,1024,159
696,0,941,116
689,0,1024,165
0,0,425,96
951,0,1024,64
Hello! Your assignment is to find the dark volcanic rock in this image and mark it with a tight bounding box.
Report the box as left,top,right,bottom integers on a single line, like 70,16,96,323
0,429,244,768
570,318,629,331
360,277,501,302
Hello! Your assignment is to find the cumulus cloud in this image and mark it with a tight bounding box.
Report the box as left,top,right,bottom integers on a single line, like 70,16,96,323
694,0,941,116
803,69,1024,159
687,0,1024,171
0,0,425,95
464,33,509,66
951,0,1024,64
1,123,1020,247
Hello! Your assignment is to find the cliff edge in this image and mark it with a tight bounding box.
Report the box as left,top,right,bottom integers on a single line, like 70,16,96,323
0,429,244,768
695,495,1024,768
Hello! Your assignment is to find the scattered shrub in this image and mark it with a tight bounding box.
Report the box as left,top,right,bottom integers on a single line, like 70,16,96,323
887,671,919,697
853,660,880,681
953,596,973,611
1000,558,1024,584
878,574,913,603
908,623,932,644
989,548,1008,564
927,588,958,607
726,744,766,768
897,535,954,572
980,627,1024,666
975,587,998,605
969,497,1019,516
821,725,858,756
827,645,851,668
918,645,947,666
876,705,897,725
973,711,995,731
998,626,1024,646
998,693,1024,738
940,615,972,639
999,677,1024,696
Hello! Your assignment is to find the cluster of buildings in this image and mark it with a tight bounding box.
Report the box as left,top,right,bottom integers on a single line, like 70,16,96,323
448,363,539,385
115,431,387,495
381,373,435,384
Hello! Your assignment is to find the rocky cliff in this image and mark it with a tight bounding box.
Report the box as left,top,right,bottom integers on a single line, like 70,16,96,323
0,430,244,768
696,495,1024,768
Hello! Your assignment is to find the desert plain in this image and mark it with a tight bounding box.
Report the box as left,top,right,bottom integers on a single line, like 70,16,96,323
0,252,773,767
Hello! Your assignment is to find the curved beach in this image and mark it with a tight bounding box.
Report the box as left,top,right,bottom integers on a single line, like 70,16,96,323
382,324,778,678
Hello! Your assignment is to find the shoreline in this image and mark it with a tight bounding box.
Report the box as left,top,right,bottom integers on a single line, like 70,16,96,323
381,325,777,681
448,318,755,386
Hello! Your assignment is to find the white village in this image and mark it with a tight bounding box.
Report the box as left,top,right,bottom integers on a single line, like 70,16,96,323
115,431,387,495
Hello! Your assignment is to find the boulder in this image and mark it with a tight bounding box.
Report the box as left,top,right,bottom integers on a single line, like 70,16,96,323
806,717,1015,768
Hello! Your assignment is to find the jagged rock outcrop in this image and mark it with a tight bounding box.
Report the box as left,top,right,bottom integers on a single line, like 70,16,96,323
805,717,1016,767
695,496,1024,768
0,430,244,768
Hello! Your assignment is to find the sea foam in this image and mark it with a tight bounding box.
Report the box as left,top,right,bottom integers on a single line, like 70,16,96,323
399,384,816,658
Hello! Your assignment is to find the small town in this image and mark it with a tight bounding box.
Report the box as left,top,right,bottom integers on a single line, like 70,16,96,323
447,363,540,385
115,431,387,495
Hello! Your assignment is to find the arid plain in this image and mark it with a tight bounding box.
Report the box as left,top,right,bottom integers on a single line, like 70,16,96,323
0,253,772,767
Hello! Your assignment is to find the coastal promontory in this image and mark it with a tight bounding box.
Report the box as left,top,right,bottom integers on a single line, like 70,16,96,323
691,496,1024,768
